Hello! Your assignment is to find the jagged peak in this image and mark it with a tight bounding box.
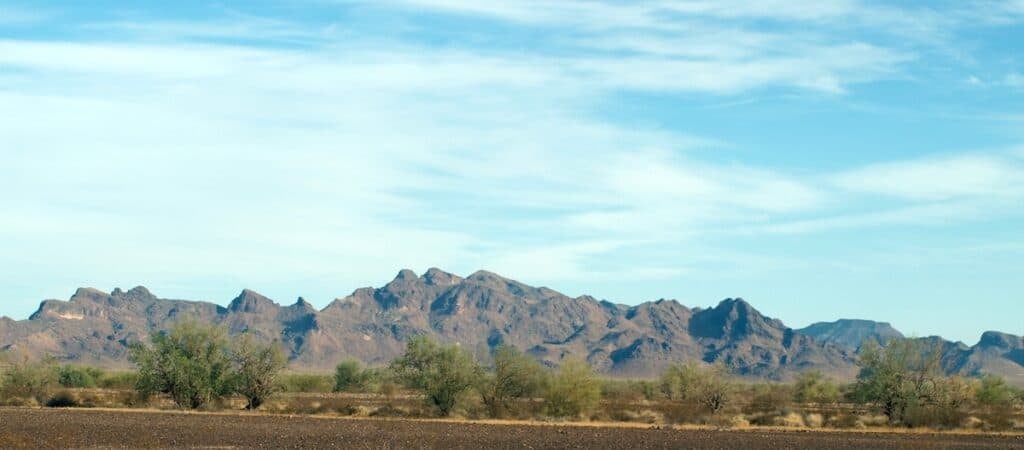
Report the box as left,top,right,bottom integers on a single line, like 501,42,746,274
291,297,317,312
393,269,419,282
422,267,461,285
228,289,278,313
111,286,156,300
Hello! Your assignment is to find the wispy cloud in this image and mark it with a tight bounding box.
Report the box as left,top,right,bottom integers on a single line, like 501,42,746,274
832,153,1024,201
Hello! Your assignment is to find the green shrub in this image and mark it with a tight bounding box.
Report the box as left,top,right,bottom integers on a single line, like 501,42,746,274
333,359,365,392
975,374,1016,407
543,359,601,419
478,345,546,418
793,370,841,404
57,365,105,388
130,320,235,409
659,362,733,414
390,336,483,416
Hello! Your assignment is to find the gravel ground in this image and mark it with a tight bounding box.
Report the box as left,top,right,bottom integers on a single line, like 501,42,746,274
1,408,1022,449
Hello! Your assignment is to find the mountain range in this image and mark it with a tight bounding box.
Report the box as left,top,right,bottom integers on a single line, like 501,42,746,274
1,268,1021,384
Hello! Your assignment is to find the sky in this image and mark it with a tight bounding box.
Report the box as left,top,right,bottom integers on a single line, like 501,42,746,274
1,0,1023,344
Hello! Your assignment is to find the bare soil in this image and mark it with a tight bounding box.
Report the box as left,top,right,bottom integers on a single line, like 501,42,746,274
1,407,1022,449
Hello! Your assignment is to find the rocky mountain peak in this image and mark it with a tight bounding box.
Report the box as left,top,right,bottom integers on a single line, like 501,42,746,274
228,289,277,314
393,269,419,282
689,298,770,340
978,331,1023,349
70,287,109,303
423,267,461,285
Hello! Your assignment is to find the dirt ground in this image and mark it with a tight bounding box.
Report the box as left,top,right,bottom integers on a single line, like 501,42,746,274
1,408,1022,449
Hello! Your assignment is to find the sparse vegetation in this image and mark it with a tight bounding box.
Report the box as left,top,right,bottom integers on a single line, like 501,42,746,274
0,355,58,405
4,326,1020,433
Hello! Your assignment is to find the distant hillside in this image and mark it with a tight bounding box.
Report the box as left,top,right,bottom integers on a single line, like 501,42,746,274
796,319,905,350
1,268,1021,384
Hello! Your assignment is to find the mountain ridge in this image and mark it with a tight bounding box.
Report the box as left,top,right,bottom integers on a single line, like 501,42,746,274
1,268,1021,384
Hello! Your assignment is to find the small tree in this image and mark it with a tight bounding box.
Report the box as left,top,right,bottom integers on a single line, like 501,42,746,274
232,334,287,410
852,338,955,425
478,345,545,417
543,359,601,419
130,320,235,409
390,336,482,416
334,359,365,392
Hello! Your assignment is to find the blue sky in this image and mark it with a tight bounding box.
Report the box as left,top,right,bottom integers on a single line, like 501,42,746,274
1,0,1023,343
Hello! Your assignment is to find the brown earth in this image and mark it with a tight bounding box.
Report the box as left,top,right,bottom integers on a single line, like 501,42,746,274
1,408,1023,449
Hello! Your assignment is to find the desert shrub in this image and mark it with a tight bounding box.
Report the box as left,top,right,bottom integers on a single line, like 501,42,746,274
333,359,368,393
660,362,701,401
57,365,105,388
975,374,1016,407
660,362,733,415
130,320,235,409
543,359,601,419
0,355,59,404
746,383,793,415
478,345,546,418
232,334,287,410
793,370,841,404
390,336,483,416
278,374,333,393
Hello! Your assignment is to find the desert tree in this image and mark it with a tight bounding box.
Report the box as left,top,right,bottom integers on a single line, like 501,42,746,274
232,333,287,410
852,338,954,425
478,345,546,418
130,320,235,409
390,336,482,416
